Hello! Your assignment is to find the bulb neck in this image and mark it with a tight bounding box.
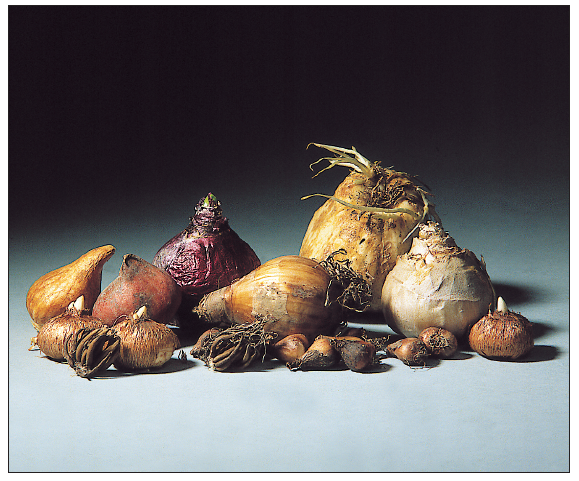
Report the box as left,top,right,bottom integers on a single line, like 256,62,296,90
195,286,231,325
187,193,228,235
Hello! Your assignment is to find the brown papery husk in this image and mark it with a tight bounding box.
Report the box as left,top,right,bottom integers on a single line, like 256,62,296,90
34,309,104,361
381,222,495,339
112,315,180,371
387,338,430,366
330,337,377,372
194,256,346,344
287,336,340,371
270,333,310,363
469,310,533,360
418,327,458,358
300,145,439,311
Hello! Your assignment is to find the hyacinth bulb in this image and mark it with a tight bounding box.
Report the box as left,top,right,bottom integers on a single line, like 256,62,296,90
153,193,261,325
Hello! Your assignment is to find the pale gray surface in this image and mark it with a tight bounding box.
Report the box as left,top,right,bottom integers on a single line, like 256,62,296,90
8,177,569,472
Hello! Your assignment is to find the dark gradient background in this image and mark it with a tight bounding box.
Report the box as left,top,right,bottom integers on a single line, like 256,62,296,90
9,6,569,472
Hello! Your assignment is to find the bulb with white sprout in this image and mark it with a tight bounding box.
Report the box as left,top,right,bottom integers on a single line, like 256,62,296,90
469,297,534,360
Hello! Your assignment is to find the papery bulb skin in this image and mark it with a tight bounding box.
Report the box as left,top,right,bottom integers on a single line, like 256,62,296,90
35,299,104,361
270,334,310,363
112,308,181,371
381,222,495,339
26,245,115,331
153,193,260,326
195,255,343,343
92,254,182,327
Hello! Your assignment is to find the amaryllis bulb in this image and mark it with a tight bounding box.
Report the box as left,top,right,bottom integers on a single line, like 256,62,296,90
381,222,495,338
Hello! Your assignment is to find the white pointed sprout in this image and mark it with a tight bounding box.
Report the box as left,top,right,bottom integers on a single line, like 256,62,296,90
133,305,148,320
67,295,85,313
497,297,508,314
73,295,85,312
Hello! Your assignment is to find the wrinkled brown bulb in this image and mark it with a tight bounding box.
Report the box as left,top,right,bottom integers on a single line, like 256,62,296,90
330,337,376,372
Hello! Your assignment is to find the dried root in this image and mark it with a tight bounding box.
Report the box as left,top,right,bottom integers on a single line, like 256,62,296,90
321,249,372,312
333,324,392,353
190,319,276,372
64,327,120,379
366,335,392,352
189,327,221,360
